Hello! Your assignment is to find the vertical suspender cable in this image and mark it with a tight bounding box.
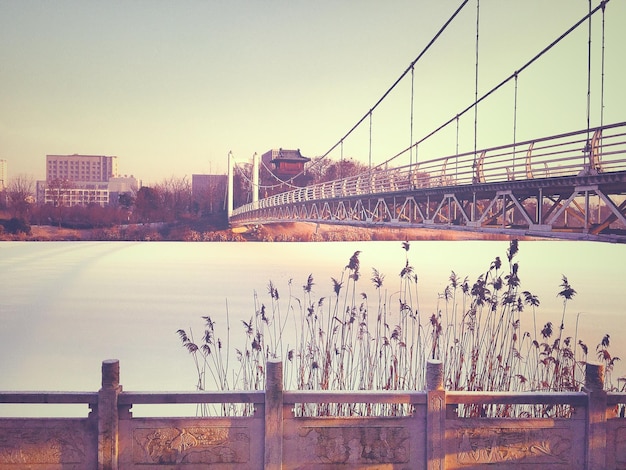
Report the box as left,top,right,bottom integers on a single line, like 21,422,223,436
401,2,606,154
600,1,606,128
586,0,592,139
513,72,518,177
369,111,373,193
410,65,415,171
598,0,606,219
473,0,480,163
340,140,344,179
369,111,373,169
455,115,460,180
586,0,593,222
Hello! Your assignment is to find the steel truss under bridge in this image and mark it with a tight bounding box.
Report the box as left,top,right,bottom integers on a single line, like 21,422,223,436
230,122,626,242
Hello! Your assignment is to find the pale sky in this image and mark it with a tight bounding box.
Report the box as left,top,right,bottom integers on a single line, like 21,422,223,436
1,0,624,185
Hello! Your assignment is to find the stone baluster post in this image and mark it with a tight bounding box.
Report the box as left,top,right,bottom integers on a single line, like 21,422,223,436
98,359,122,470
265,359,283,470
426,359,445,470
584,362,607,470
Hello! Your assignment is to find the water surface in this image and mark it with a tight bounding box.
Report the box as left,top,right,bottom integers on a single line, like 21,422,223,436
1,240,623,402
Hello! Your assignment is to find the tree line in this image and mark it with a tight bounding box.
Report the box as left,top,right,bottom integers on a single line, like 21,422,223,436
0,157,369,236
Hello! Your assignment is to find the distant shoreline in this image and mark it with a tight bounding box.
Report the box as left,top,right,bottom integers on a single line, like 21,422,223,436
3,221,544,242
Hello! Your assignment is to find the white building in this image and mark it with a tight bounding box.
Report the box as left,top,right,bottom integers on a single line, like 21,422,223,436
42,183,110,207
40,154,136,207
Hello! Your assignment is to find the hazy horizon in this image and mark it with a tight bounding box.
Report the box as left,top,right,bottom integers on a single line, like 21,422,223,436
2,0,625,185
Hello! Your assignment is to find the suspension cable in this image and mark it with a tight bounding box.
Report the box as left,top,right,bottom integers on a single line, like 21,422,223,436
375,0,610,169
473,0,480,167
231,154,302,191
241,0,470,187
259,159,303,190
314,0,470,164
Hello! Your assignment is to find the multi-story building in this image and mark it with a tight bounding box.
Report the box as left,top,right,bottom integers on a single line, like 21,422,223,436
40,182,111,207
40,154,136,207
46,154,117,183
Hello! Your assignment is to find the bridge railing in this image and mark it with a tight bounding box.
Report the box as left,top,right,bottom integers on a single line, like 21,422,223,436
232,122,626,218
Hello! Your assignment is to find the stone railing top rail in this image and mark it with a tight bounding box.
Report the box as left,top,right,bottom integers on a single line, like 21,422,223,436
284,390,427,404
118,390,265,405
0,391,97,404
1,389,624,407
445,390,589,406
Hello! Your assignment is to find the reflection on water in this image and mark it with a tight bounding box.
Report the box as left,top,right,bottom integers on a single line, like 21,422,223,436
0,240,624,405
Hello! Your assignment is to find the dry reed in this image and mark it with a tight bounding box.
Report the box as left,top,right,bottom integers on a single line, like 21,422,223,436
178,240,620,417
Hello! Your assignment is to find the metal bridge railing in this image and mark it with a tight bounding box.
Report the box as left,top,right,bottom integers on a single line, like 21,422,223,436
232,121,626,218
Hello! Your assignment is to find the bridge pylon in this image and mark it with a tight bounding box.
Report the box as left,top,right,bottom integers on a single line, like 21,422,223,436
227,151,233,220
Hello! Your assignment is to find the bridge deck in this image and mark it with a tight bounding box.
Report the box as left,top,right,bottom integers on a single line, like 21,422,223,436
231,123,626,242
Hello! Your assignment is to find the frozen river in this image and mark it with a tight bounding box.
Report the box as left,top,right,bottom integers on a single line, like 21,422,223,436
0,240,624,415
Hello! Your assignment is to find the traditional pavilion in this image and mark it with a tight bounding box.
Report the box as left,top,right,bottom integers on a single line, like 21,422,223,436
262,149,310,177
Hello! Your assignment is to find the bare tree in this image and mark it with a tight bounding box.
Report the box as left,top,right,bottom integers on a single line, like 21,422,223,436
45,178,74,226
46,178,72,207
134,186,160,223
7,174,35,218
155,176,193,221
307,157,369,184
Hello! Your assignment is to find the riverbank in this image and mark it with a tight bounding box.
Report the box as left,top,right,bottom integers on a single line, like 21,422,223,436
2,221,542,242
240,222,542,242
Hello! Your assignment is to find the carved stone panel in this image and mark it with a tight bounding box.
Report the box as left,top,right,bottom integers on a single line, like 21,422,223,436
132,426,250,464
0,424,87,465
453,427,575,467
615,425,626,466
285,425,410,466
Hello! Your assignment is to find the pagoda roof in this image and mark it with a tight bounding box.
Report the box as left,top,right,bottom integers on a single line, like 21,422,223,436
269,148,310,164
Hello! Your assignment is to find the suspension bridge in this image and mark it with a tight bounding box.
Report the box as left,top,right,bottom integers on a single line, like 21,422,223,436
227,1,626,243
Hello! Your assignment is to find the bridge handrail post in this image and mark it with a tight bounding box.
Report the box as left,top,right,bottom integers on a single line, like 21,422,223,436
584,362,607,470
426,359,445,469
98,359,122,470
265,359,283,470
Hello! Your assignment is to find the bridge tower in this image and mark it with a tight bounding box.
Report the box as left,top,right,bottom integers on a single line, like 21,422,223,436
252,152,259,208
227,151,233,219
227,152,260,222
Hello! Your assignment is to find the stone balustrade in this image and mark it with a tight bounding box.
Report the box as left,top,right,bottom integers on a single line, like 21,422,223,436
0,359,624,469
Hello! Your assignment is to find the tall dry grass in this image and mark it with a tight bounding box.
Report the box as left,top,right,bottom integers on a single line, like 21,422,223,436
178,240,620,417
